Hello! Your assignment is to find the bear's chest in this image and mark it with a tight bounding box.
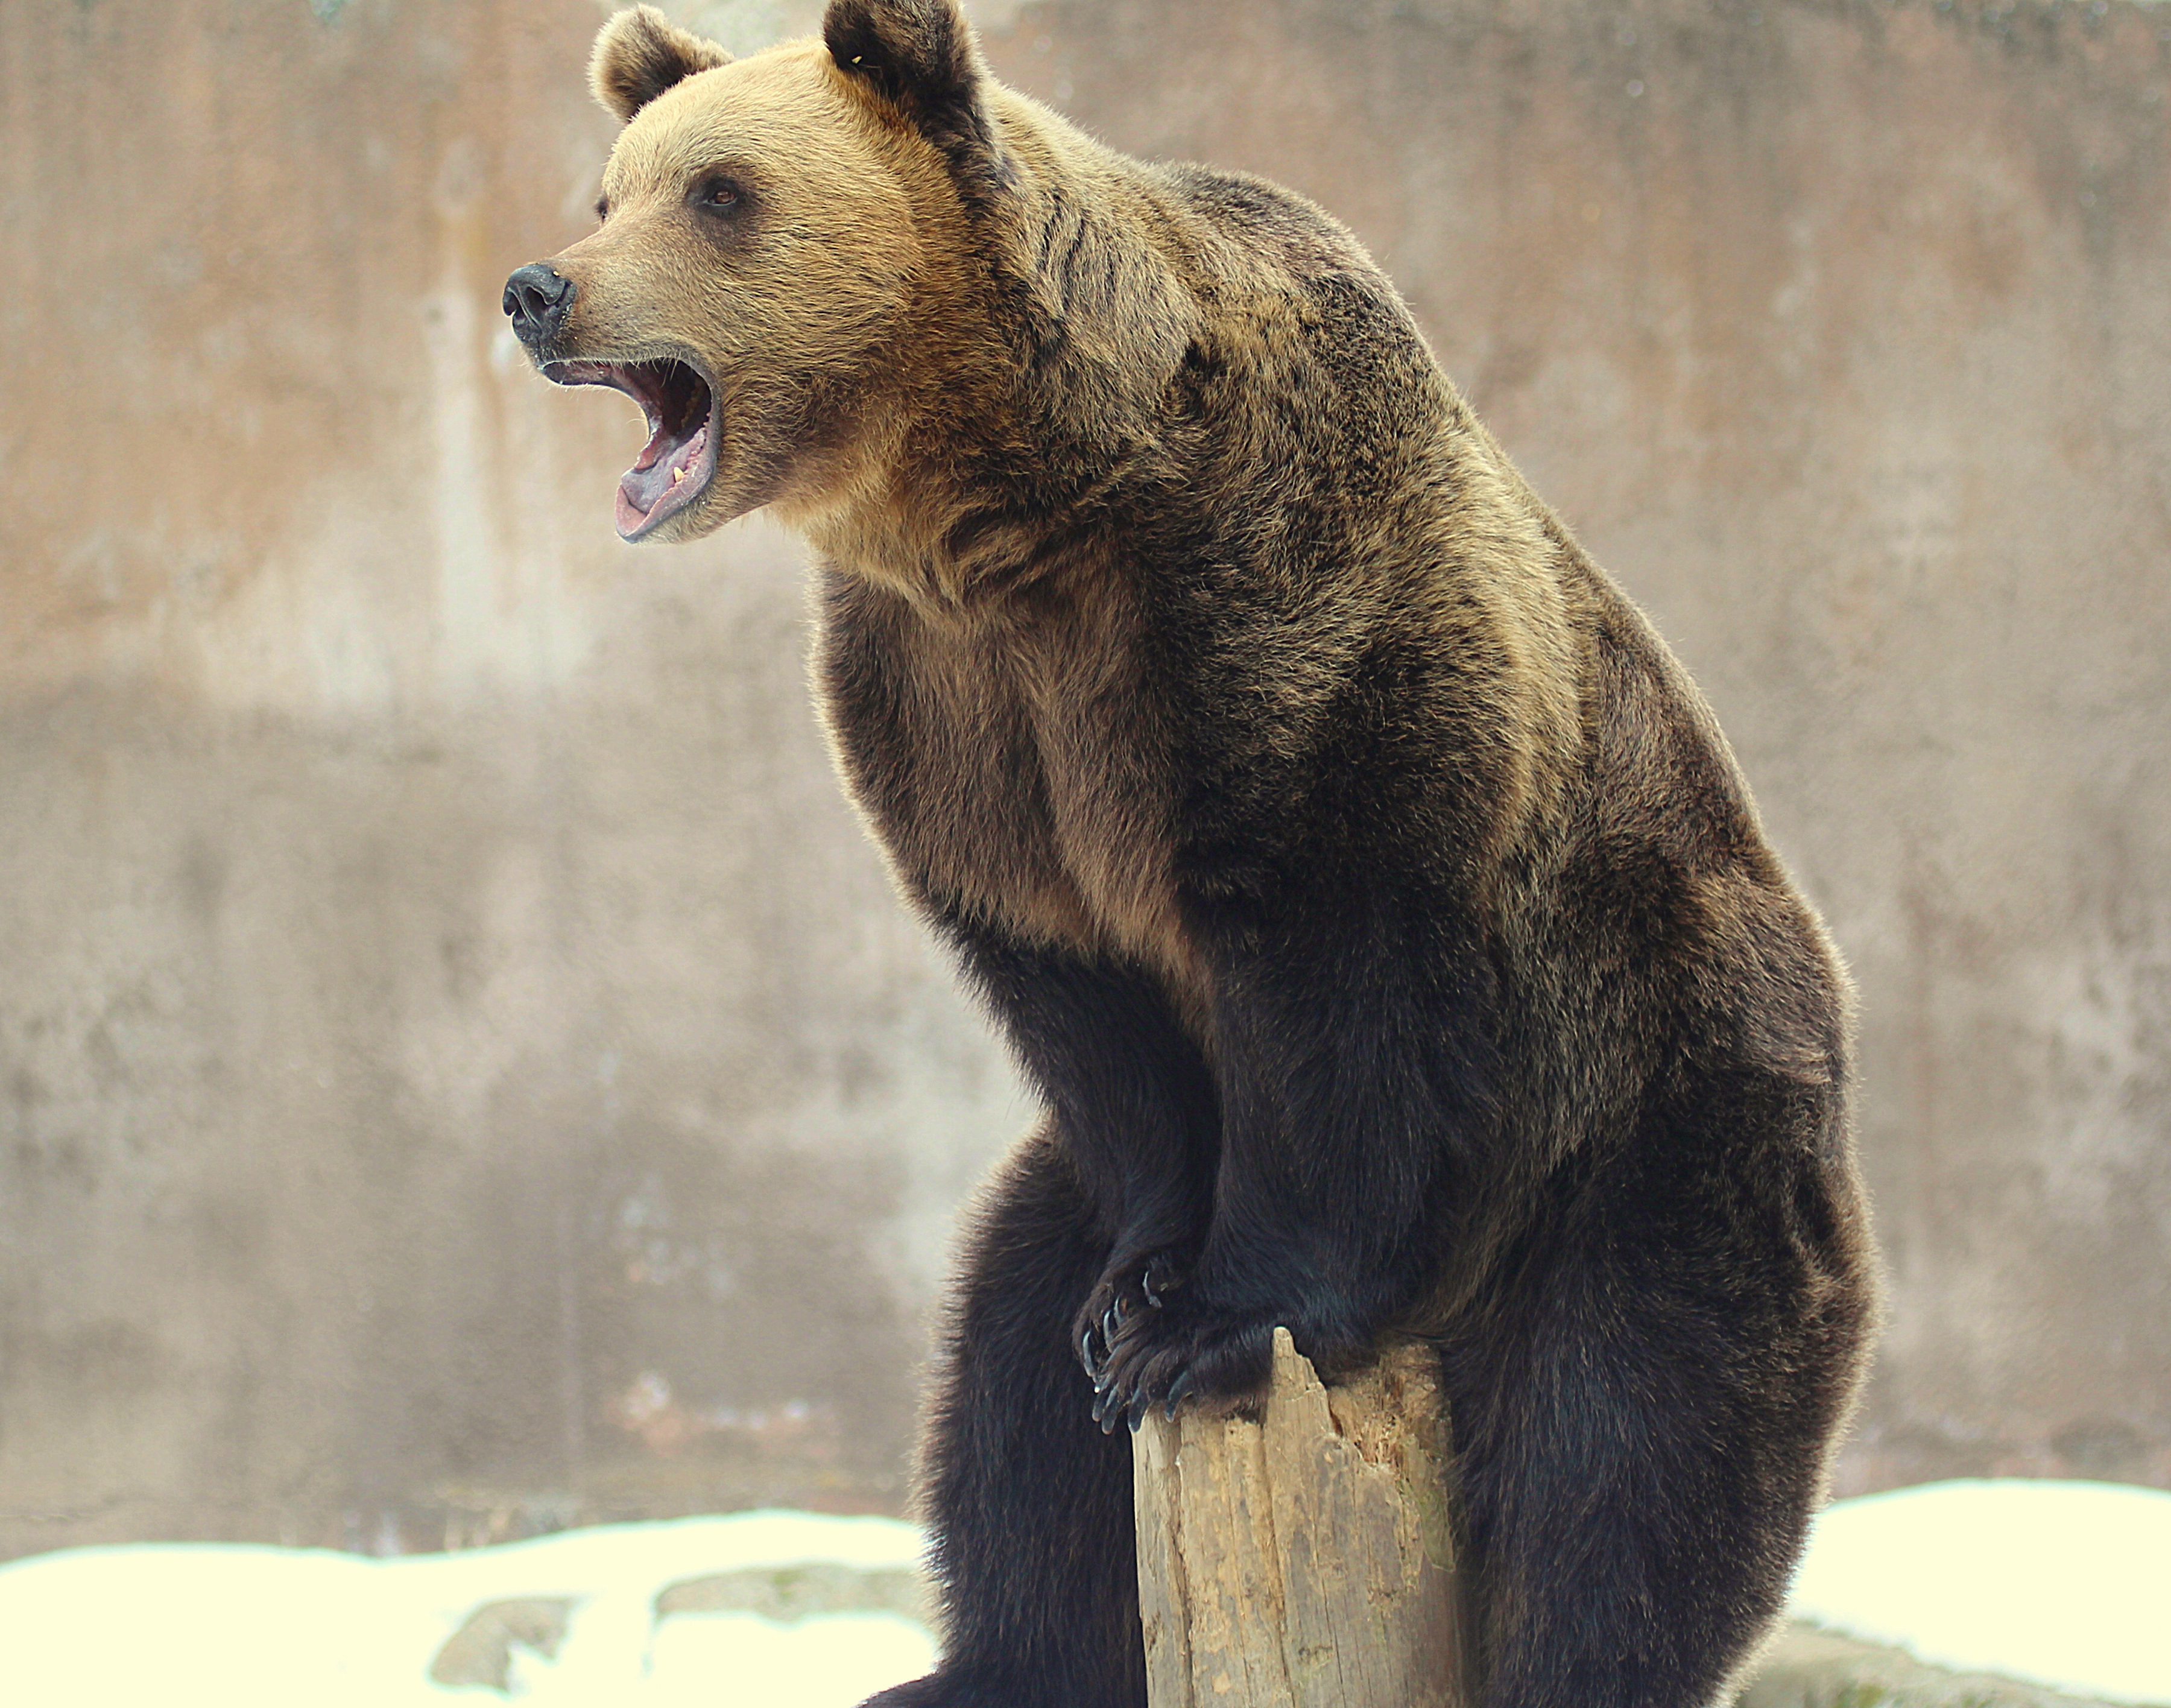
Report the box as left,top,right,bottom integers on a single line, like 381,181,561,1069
818,571,1204,1004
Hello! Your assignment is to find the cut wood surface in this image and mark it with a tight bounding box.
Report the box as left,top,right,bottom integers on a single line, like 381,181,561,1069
1133,1328,1475,1708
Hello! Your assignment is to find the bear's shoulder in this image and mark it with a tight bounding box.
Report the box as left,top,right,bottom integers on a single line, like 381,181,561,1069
1142,159,1377,284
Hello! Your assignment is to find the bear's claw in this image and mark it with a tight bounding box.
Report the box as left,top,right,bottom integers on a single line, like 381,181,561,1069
1075,1252,1186,1385
1084,1290,1277,1434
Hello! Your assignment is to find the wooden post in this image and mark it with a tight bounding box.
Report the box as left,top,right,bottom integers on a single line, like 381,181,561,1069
1133,1328,1476,1708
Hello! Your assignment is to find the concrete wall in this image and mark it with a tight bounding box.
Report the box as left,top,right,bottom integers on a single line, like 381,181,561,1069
1,0,2166,1560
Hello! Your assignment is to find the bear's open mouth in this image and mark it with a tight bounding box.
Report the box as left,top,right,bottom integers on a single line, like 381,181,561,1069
543,356,718,540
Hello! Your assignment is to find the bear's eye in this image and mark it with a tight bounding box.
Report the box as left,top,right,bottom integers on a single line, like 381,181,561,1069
692,176,747,220
594,195,610,223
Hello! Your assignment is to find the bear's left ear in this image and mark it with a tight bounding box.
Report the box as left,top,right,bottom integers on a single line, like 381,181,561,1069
590,6,732,125
824,0,1009,201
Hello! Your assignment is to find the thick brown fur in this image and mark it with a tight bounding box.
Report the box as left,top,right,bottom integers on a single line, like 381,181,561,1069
513,8,1879,1708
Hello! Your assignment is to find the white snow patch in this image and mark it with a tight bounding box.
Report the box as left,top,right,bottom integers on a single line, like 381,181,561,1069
1789,1479,2171,1703
0,1509,932,1707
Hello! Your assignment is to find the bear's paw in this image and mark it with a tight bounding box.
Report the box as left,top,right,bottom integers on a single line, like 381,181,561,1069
1086,1294,1280,1436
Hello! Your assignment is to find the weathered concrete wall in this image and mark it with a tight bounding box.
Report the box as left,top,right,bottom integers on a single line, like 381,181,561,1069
0,0,1022,1554
1,0,2166,1559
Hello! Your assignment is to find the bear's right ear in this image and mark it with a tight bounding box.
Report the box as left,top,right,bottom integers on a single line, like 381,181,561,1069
590,6,732,125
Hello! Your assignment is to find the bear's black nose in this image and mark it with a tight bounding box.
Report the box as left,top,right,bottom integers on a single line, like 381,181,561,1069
503,263,575,347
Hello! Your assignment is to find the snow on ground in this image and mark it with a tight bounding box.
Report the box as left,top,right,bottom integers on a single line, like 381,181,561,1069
1789,1480,2171,1704
1,1481,2167,1706
0,1510,934,1706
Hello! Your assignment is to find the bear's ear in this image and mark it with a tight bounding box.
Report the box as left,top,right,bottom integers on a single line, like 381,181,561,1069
590,6,732,125
824,0,1008,201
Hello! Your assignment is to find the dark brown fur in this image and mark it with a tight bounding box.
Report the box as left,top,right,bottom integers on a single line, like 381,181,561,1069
511,7,1879,1706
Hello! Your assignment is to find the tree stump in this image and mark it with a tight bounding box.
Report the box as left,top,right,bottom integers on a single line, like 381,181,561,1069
1132,1328,1476,1708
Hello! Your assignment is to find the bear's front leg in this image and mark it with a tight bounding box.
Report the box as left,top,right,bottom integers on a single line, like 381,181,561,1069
1084,890,1494,1431
934,913,1225,1432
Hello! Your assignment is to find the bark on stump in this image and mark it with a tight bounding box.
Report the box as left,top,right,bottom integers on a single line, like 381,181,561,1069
1133,1328,1477,1708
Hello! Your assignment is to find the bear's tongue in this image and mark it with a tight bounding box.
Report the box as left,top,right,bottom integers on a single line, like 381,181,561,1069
616,415,712,535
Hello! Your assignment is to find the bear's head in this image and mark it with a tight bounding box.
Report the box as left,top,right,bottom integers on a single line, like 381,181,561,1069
504,1,1009,543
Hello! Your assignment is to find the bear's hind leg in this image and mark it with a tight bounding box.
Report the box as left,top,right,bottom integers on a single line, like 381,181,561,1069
1445,1168,1869,1708
863,1121,1144,1708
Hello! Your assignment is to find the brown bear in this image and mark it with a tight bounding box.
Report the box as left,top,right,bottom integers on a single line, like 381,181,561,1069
504,6,1878,1706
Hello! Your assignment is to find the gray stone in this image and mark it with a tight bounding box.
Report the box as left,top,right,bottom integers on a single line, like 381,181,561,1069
428,1597,577,1692
1740,1622,2166,1708
654,1561,931,1625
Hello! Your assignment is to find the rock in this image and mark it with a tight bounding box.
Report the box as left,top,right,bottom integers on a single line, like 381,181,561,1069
427,1596,575,1691
653,1561,930,1625
1740,1622,2161,1708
